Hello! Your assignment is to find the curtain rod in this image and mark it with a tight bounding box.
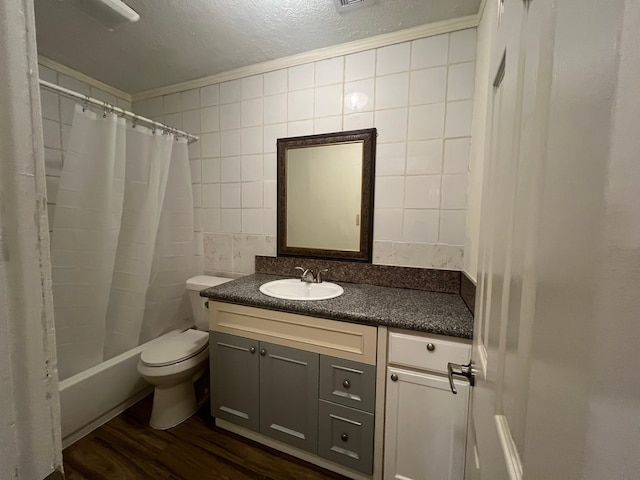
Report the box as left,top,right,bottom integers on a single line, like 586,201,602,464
38,79,199,143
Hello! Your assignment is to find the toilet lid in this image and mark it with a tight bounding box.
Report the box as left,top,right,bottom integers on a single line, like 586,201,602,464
140,330,208,367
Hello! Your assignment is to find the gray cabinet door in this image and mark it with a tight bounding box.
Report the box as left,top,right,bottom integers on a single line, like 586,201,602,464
210,332,259,432
259,342,319,453
318,399,374,474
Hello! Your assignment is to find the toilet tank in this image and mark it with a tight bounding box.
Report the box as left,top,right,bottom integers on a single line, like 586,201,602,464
186,275,233,330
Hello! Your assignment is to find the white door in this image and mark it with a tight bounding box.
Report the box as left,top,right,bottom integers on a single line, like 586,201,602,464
466,0,557,478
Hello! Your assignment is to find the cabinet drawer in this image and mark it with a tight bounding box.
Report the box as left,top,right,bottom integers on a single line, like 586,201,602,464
319,356,376,413
210,301,377,365
318,400,374,475
388,331,470,374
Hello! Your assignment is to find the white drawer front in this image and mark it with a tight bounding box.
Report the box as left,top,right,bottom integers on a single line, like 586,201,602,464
388,331,470,374
209,301,378,365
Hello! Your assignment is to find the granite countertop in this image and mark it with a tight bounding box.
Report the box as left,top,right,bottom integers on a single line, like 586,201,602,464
201,273,473,339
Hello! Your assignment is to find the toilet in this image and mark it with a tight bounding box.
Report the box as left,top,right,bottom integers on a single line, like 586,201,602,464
137,275,232,430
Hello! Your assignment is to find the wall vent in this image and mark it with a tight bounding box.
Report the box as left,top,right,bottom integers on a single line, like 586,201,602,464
333,0,376,13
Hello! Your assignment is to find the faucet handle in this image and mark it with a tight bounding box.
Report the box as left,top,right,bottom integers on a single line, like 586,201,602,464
315,269,329,283
295,266,314,282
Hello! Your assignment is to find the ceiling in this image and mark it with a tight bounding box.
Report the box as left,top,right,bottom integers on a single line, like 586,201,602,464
34,0,481,94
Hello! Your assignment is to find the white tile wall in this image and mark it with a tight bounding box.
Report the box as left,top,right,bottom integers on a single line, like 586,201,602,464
241,75,263,100
135,28,477,275
403,209,440,243
375,73,409,110
376,43,411,76
411,35,449,70
288,64,315,91
345,50,376,81
220,80,241,104
409,67,447,105
443,137,471,174
406,140,443,175
200,84,220,107
264,70,287,95
315,57,344,86
288,89,314,121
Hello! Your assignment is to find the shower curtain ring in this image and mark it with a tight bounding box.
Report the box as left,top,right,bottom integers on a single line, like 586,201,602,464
82,95,89,112
103,104,108,118
132,115,137,128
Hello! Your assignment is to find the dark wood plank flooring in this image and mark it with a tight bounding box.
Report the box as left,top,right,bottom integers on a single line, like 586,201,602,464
63,394,348,480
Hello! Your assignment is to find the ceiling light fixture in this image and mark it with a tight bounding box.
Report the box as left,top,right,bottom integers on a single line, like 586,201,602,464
63,0,140,31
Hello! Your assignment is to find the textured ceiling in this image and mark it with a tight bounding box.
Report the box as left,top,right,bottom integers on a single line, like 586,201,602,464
35,0,481,94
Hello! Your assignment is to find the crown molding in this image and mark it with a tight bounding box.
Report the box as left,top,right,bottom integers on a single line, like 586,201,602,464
38,57,132,102
132,14,480,102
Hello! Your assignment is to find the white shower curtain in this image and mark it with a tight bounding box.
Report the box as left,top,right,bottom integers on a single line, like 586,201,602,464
140,139,195,344
51,105,195,380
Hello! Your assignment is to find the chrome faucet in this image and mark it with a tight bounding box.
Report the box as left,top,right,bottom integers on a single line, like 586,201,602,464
295,267,329,284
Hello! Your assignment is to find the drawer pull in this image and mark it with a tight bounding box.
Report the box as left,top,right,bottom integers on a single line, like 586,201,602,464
390,373,398,382
260,349,267,356
426,343,435,351
342,379,351,389
341,433,349,442
249,347,256,354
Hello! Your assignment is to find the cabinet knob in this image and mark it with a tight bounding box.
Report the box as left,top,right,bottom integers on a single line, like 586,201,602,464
249,347,256,354
426,343,435,352
390,373,398,382
342,379,351,389
341,433,349,442
260,349,267,356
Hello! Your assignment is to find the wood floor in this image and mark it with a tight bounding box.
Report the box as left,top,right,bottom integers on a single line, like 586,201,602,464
63,394,348,480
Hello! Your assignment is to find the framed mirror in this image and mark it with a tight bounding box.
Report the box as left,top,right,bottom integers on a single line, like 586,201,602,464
277,128,376,262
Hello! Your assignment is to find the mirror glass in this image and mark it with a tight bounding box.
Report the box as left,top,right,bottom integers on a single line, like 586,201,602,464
277,129,376,262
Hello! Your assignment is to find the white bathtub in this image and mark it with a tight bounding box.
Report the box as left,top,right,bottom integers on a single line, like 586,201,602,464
58,330,184,448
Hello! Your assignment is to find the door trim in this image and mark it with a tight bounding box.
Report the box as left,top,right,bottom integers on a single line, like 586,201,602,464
495,415,523,480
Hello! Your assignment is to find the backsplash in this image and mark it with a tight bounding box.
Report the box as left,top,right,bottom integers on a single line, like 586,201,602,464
134,29,477,276
254,256,461,294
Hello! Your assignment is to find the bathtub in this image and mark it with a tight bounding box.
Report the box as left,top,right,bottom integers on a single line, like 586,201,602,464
58,329,184,448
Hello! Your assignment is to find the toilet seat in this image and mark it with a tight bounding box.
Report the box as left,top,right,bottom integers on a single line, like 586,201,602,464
140,330,209,367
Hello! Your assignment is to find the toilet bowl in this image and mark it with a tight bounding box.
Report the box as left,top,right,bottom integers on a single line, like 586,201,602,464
137,275,232,430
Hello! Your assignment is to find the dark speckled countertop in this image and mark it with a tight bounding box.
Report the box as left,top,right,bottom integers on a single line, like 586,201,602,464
201,273,473,340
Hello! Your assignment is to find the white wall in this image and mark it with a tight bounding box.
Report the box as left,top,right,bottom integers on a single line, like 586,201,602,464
467,0,640,475
0,0,62,477
582,1,640,475
521,0,640,475
133,29,477,276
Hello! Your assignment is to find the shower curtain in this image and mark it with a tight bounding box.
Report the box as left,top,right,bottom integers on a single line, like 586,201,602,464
51,105,195,380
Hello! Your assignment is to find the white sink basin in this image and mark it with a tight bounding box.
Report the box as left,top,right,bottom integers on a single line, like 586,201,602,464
259,279,344,301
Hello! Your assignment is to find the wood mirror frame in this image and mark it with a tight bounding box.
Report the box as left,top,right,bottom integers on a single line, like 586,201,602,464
277,128,376,263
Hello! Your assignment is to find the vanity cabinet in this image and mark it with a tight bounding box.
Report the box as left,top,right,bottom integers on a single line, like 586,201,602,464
210,332,319,453
208,299,379,478
384,331,471,480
